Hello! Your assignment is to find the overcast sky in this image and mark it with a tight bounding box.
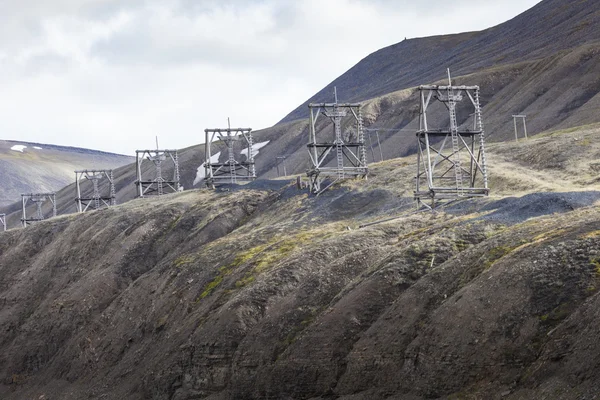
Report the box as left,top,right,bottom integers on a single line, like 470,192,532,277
0,0,541,155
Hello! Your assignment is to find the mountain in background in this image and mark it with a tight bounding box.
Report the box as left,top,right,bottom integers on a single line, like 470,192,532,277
246,0,600,178
0,142,204,229
281,0,600,123
0,140,133,207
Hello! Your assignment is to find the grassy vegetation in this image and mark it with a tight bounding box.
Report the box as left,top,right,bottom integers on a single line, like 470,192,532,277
194,227,340,301
539,302,574,325
483,246,517,270
590,257,600,275
173,254,196,270
539,122,600,138
235,275,255,288
197,266,233,300
581,230,600,239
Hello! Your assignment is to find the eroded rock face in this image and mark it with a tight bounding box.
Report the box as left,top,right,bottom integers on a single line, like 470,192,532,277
1,184,600,400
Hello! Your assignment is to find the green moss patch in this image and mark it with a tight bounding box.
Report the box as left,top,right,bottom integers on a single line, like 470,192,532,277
483,246,517,270
173,254,196,269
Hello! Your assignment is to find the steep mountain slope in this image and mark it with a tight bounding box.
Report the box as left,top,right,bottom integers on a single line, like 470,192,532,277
256,41,600,178
0,140,133,207
1,124,600,399
281,0,600,123
227,0,600,180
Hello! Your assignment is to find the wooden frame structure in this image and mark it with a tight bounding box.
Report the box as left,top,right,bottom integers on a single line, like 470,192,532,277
21,193,57,227
306,89,368,194
512,114,528,142
135,150,180,197
204,127,255,189
415,70,489,208
75,169,116,212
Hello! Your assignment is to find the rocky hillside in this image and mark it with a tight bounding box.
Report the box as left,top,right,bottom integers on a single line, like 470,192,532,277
1,123,600,399
0,140,133,207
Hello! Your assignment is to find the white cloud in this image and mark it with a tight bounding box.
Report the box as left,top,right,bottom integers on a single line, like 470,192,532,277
0,0,541,154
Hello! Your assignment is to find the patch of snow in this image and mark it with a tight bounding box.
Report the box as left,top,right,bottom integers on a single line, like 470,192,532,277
10,145,27,152
193,151,221,186
33,146,43,150
240,140,270,159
